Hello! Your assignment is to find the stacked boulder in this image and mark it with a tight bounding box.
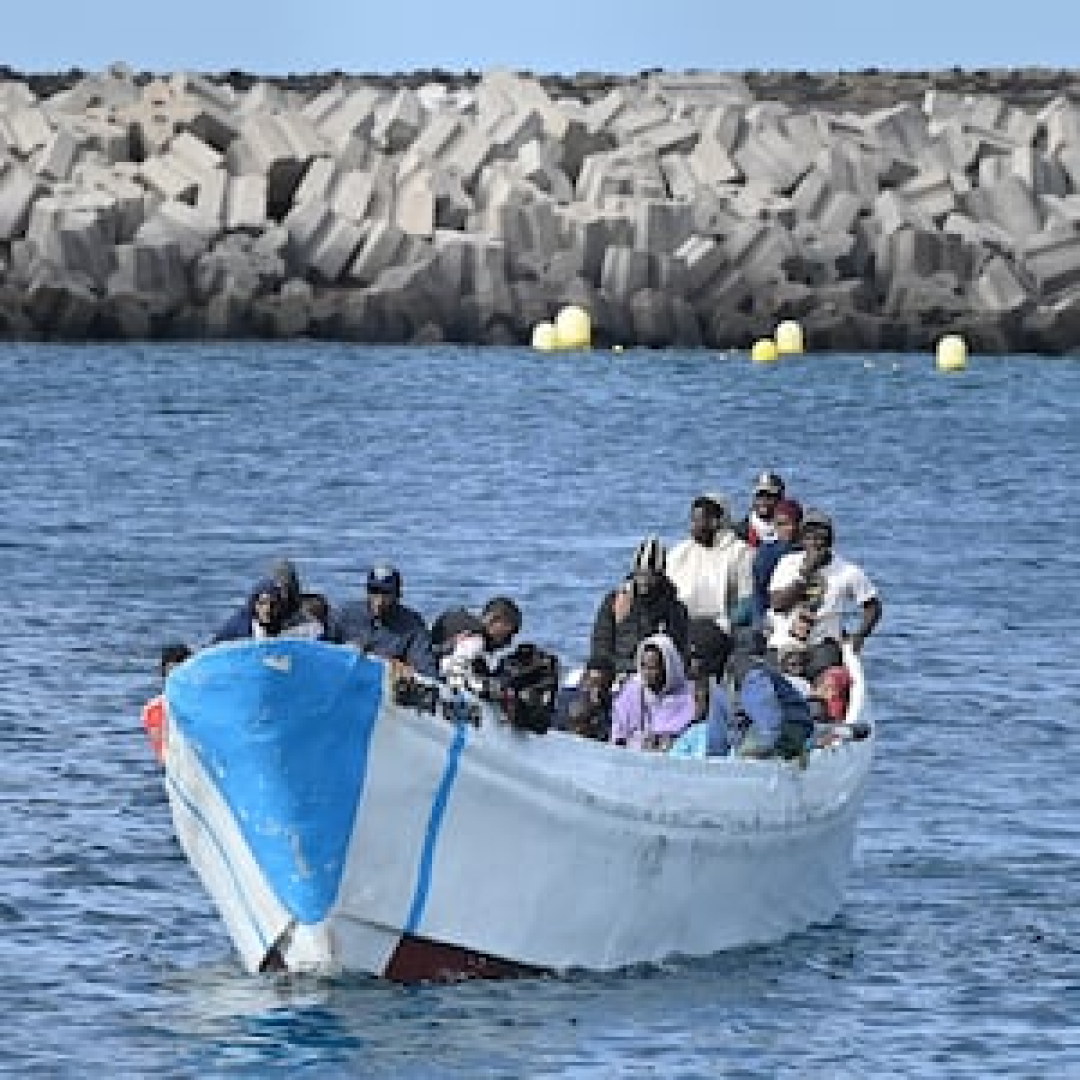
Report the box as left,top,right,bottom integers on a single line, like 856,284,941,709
2,63,1080,349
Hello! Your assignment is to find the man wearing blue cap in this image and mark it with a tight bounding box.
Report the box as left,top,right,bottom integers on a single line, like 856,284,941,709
337,564,437,676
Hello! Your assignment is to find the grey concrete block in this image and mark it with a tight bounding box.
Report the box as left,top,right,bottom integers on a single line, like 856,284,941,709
394,169,435,236
660,153,699,201
0,159,42,239
1038,96,1080,156
349,220,407,285
962,175,1043,239
109,237,188,300
35,127,81,182
577,149,668,204
373,87,422,152
973,254,1030,312
1010,146,1069,198
899,167,962,223
733,125,810,195
673,235,725,295
633,198,693,254
646,72,751,109
601,245,651,301
1023,226,1080,297
137,199,217,261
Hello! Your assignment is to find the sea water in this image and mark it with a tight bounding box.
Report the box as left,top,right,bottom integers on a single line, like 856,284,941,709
1,342,1078,1076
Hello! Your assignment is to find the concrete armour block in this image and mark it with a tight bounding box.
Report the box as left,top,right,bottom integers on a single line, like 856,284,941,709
974,254,1030,313
35,127,81,182
899,167,961,223
577,150,668,204
27,194,117,282
109,238,188,300
350,220,407,285
4,106,54,157
139,155,199,202
633,198,693,255
330,169,375,223
863,103,932,161
481,70,570,142
660,154,699,201
0,159,43,239
941,211,1019,251
398,114,465,178
309,215,364,282
733,125,809,195
962,175,1043,240
646,72,752,110
225,174,268,231
1010,146,1069,198
1039,96,1080,157
611,101,673,142
195,168,227,227
629,288,675,346
601,245,652,301
137,200,217,262
394,170,435,237
1023,227,1080,297
374,88,422,153
636,119,699,157
1041,193,1080,230
294,157,336,206
674,235,726,296
514,139,574,202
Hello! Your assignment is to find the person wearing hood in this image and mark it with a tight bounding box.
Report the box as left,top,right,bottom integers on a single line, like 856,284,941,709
211,577,287,643
590,535,690,677
610,633,695,751
667,493,753,630
212,559,327,644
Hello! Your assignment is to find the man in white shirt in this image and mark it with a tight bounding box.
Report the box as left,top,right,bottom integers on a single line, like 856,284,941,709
667,493,753,630
767,509,882,652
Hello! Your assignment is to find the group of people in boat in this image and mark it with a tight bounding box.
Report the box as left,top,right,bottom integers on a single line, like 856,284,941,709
145,470,881,764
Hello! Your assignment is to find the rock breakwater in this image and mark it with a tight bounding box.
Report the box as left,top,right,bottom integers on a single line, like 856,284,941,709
3,64,1080,350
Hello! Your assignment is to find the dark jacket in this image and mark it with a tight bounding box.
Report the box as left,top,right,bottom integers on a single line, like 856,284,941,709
752,538,800,626
336,599,437,677
590,576,690,676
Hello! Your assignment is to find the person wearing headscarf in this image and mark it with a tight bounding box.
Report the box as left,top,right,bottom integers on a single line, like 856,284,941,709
211,577,286,643
610,633,695,750
590,535,689,677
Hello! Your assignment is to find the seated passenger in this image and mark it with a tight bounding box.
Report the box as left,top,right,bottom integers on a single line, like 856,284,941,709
212,578,286,642
336,564,437,676
553,655,617,740
610,633,695,751
726,647,814,760
591,535,690,677
432,596,522,680
667,493,754,630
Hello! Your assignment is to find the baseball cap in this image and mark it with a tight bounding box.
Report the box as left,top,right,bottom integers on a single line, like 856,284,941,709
753,470,784,496
367,564,402,595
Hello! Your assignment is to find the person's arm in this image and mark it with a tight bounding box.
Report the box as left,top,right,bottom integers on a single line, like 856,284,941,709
770,549,828,613
849,596,882,653
406,620,438,677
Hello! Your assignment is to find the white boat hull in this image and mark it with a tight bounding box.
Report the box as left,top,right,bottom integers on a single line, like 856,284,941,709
164,640,873,980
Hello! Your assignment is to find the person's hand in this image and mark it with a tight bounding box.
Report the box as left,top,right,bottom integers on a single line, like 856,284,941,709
613,584,634,623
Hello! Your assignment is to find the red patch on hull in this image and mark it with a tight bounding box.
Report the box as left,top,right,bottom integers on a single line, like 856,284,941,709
384,934,545,983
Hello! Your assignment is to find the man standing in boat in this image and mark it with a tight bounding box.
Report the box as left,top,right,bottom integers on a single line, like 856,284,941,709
767,509,882,654
337,564,437,677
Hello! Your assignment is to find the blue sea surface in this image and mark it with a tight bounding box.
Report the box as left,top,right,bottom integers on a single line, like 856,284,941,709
0,342,1078,1076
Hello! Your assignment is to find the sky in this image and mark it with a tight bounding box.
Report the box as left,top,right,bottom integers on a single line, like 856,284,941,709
5,0,1080,76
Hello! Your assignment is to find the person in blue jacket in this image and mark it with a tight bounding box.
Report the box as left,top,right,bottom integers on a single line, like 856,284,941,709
726,647,815,760
336,564,437,676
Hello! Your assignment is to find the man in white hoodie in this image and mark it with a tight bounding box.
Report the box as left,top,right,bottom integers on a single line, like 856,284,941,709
666,493,753,631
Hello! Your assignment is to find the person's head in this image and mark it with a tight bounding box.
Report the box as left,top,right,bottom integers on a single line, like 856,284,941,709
631,534,666,597
688,617,732,681
366,564,403,619
777,643,809,679
270,559,302,615
800,509,834,554
790,603,817,641
581,655,616,701
689,494,728,546
773,498,803,545
751,471,785,521
481,596,521,650
638,642,667,693
160,642,193,678
250,578,284,634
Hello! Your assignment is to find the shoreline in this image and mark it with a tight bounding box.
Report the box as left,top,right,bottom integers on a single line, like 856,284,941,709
2,66,1080,350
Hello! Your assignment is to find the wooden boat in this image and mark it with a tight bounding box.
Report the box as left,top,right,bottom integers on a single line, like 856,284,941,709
162,638,873,981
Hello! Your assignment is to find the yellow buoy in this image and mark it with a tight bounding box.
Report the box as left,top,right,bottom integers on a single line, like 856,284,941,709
554,304,592,350
775,319,804,354
936,333,968,372
531,321,559,352
751,338,779,365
